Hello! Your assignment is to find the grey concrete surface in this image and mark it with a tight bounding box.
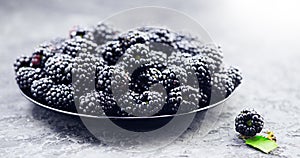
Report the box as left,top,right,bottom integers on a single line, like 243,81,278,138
0,0,300,157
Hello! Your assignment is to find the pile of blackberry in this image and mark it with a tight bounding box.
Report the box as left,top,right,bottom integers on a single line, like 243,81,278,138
14,23,242,117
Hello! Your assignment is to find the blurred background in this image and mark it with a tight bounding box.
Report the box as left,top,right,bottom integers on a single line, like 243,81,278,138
0,0,300,157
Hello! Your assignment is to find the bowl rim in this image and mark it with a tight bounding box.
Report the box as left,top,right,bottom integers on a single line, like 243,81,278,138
20,83,241,119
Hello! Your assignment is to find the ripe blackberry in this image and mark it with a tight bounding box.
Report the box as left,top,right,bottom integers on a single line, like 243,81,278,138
99,30,149,65
44,54,73,84
16,67,44,89
117,90,166,117
159,86,181,115
69,25,94,41
72,53,105,95
226,66,242,88
116,44,167,72
130,67,163,93
160,66,181,93
30,45,55,68
98,90,129,117
13,56,31,73
30,77,54,101
167,51,192,66
78,90,106,116
45,84,75,111
235,109,264,137
92,23,120,45
96,66,130,93
60,37,97,57
210,66,242,103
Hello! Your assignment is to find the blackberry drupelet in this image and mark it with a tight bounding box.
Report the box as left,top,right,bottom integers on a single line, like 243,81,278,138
30,77,54,101
13,56,31,73
92,23,120,45
45,84,75,111
235,109,264,137
60,37,97,57
16,67,44,89
44,54,73,84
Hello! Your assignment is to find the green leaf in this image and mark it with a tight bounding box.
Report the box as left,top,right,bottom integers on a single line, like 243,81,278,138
245,136,278,153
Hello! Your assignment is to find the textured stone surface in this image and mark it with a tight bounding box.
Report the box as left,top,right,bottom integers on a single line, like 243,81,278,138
1,0,300,157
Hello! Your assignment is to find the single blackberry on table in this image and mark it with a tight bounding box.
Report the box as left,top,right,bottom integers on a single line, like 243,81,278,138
235,109,264,137
72,53,105,95
13,56,31,73
45,84,75,111
92,23,120,45
60,37,97,57
69,25,94,41
16,67,45,89
78,90,106,116
30,77,54,101
44,54,73,84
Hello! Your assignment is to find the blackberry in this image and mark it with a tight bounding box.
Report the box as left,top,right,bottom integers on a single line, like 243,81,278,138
16,67,44,89
98,90,129,117
69,25,94,41
116,44,167,72
160,67,181,93
99,30,149,65
162,85,204,114
137,27,175,44
45,84,75,111
44,54,73,84
117,90,166,117
72,53,105,95
78,90,106,116
235,109,264,137
96,66,130,93
130,67,163,93
167,51,192,66
30,77,54,101
226,66,242,88
92,23,120,45
159,86,182,115
13,56,31,73
210,66,242,103
30,45,55,68
60,37,97,57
